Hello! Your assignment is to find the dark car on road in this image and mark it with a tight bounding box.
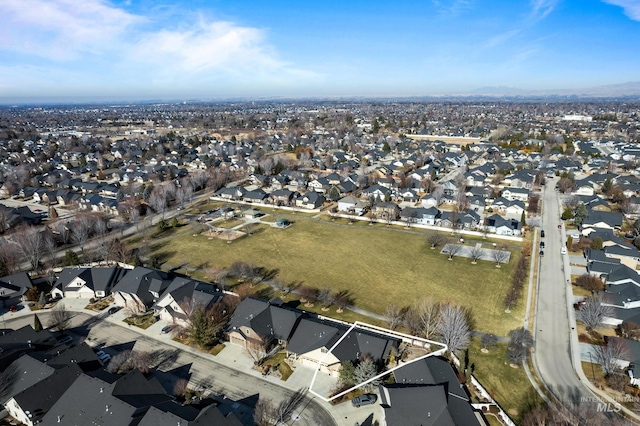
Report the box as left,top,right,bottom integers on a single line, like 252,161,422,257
540,230,545,238
351,394,377,408
108,307,120,315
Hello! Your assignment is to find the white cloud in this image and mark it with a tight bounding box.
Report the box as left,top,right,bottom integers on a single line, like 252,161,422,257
0,0,318,94
530,0,558,20
603,0,640,21
132,19,283,74
0,0,141,59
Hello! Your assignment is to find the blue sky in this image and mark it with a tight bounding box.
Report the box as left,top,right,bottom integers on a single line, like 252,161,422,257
1,0,640,101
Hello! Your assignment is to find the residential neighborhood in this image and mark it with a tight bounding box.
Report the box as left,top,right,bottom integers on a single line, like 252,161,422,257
1,100,640,425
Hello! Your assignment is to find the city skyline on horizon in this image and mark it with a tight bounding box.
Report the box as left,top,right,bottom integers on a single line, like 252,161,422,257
2,0,640,102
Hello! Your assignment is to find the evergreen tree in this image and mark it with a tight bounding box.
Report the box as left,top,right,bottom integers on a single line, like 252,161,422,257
33,314,43,332
520,211,526,227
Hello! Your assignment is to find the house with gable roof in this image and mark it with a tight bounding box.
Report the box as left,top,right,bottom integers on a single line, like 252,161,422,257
51,267,127,300
226,297,301,349
111,267,171,312
154,278,225,327
379,356,483,426
0,272,33,308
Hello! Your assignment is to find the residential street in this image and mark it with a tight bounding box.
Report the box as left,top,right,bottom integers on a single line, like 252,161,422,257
2,310,341,426
533,179,634,421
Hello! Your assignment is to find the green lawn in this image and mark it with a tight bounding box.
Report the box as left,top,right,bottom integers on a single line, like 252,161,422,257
143,218,523,336
468,338,542,422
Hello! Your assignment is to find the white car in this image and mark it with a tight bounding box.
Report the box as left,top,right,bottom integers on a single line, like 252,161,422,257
561,247,567,255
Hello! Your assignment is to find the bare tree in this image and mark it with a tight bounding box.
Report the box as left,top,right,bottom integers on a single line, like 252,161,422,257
594,338,630,376
43,230,58,265
415,299,441,340
11,225,44,270
254,397,276,426
72,212,95,258
577,295,613,332
47,303,72,335
443,243,463,260
492,250,509,267
507,327,534,364
455,192,469,213
273,388,307,425
245,339,268,365
426,232,447,249
385,305,405,331
437,303,470,355
575,274,604,293
0,241,20,274
469,246,485,263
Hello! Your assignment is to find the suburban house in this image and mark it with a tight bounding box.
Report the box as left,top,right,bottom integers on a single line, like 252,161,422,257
379,356,483,425
215,186,246,201
111,267,171,313
501,187,529,202
484,214,523,236
242,188,269,204
0,272,33,308
51,267,128,300
373,202,400,221
337,196,370,214
154,278,225,326
581,211,623,231
400,207,441,225
286,318,399,377
295,191,325,209
226,298,301,349
5,364,84,426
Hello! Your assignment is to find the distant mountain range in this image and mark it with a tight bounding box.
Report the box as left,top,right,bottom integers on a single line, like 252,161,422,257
465,81,640,98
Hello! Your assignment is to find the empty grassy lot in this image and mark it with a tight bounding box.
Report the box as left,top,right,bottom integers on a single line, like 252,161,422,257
147,216,523,336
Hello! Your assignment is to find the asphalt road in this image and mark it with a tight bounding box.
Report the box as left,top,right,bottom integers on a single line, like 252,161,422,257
533,180,630,422
3,312,337,426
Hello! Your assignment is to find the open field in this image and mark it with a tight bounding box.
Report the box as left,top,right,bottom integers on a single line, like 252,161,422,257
143,217,523,336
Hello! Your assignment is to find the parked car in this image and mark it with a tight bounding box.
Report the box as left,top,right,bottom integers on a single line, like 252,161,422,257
540,241,545,248
161,325,174,334
540,230,545,238
540,250,544,257
561,247,567,255
351,394,377,408
108,307,120,315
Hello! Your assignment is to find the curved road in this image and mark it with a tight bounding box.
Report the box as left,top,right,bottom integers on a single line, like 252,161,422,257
3,311,337,426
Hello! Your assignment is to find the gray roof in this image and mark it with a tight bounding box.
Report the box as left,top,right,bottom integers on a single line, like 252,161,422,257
111,267,170,306
13,364,83,423
0,272,32,300
379,384,457,426
286,318,343,355
55,267,125,294
228,298,301,342
0,354,55,404
41,374,139,426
